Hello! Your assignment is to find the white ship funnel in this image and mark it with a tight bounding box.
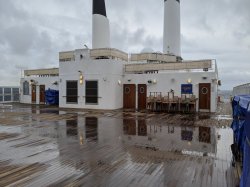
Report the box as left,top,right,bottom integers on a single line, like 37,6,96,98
92,0,111,49
163,0,181,57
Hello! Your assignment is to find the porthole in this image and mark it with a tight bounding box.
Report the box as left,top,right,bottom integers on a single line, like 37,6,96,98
140,87,145,94
201,87,208,95
125,87,130,94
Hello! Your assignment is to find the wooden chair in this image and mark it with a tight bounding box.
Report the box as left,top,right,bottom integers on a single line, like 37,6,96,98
155,93,163,112
170,96,179,112
162,95,170,112
147,96,155,111
189,95,197,112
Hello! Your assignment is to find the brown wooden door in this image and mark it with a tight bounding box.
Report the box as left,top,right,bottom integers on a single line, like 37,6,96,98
123,84,136,109
39,85,45,104
199,83,211,111
32,85,36,103
138,84,147,110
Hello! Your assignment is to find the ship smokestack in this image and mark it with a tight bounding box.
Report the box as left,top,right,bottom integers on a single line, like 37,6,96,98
92,0,110,49
163,0,181,57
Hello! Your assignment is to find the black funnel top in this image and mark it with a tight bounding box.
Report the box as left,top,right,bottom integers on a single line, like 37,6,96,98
164,0,180,3
93,0,107,17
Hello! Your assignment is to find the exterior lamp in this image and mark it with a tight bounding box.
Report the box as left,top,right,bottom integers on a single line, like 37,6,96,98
152,79,157,84
79,74,84,85
187,78,192,84
118,80,122,85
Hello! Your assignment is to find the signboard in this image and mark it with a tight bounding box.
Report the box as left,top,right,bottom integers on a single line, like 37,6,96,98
181,84,193,94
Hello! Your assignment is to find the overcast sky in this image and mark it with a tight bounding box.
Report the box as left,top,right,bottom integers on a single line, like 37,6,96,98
0,0,249,90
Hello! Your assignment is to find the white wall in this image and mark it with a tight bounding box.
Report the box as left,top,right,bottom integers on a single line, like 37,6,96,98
233,84,250,96
59,49,124,110
20,77,59,104
123,71,218,112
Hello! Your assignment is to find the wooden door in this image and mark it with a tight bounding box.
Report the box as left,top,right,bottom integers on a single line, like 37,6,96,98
199,83,211,111
32,85,36,103
138,84,147,110
39,85,45,104
123,84,136,109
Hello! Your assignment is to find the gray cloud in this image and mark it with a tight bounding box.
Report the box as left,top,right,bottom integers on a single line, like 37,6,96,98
0,0,249,90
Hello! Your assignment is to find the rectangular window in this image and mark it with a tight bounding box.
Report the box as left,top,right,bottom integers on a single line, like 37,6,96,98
23,81,29,95
13,88,20,102
85,81,98,104
4,88,11,94
4,95,11,101
0,88,3,95
66,81,78,103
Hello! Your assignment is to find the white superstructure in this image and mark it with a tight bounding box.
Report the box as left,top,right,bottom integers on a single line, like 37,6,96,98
20,0,220,112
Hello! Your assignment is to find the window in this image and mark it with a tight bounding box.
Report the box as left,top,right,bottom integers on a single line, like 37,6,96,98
4,95,11,101
85,81,98,104
23,81,29,95
66,81,78,103
4,88,11,94
12,88,20,101
0,88,2,95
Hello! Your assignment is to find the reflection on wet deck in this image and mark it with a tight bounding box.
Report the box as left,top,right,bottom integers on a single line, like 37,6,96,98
0,103,238,187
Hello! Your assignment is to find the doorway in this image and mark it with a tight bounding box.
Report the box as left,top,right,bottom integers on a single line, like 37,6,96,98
39,85,45,104
123,84,136,109
31,85,36,103
199,83,211,111
138,84,147,110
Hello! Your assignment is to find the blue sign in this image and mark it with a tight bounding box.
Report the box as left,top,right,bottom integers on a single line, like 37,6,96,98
181,84,193,94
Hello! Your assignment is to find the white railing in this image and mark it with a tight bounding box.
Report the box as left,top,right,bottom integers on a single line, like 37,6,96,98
125,60,213,73
90,48,128,61
24,68,59,76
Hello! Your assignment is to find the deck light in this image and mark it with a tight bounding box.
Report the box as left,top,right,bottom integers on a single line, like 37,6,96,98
79,73,84,85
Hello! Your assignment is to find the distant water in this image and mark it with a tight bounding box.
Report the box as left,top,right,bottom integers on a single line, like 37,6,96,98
218,90,232,103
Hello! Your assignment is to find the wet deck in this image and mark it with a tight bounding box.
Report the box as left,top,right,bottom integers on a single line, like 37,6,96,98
0,103,239,187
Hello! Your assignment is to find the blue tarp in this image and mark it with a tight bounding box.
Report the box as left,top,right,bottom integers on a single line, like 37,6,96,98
232,95,250,187
45,89,59,105
231,95,250,151
240,137,250,187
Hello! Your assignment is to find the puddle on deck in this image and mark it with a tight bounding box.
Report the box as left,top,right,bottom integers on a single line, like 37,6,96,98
0,103,238,187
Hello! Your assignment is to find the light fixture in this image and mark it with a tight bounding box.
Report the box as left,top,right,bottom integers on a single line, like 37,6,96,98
79,71,83,85
187,78,192,84
29,79,37,85
118,80,122,85
152,79,157,84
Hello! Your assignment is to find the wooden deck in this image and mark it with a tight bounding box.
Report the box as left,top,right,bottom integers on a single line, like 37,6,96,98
0,103,239,187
